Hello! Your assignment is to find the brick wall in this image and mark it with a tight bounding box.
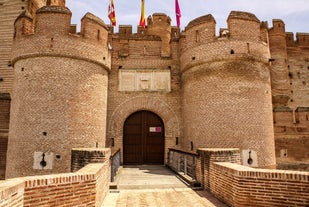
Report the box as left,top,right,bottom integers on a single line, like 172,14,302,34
71,148,111,172
211,162,309,207
274,108,309,170
0,137,8,180
0,94,10,180
6,4,111,178
196,148,241,190
0,158,110,207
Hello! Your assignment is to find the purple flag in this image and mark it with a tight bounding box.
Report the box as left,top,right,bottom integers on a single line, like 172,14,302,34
175,0,181,27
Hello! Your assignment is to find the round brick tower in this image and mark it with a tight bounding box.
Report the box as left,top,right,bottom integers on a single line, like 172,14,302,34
6,2,110,178
180,11,276,168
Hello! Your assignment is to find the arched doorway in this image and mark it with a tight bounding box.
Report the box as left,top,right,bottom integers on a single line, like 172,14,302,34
123,110,165,165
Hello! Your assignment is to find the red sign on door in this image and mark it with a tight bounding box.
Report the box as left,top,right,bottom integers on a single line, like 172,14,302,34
149,127,161,132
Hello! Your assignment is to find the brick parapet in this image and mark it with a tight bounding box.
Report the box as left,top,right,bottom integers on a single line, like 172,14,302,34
71,148,111,172
211,162,309,207
196,148,241,190
0,154,111,207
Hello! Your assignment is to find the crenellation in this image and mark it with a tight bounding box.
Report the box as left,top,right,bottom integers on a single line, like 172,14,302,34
228,11,261,41
270,19,286,34
296,33,309,47
80,12,109,45
118,25,133,35
286,32,295,47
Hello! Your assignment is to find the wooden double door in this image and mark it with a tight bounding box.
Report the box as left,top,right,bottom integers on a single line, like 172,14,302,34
123,111,165,165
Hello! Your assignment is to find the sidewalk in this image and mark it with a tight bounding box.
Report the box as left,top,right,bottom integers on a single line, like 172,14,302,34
102,165,228,207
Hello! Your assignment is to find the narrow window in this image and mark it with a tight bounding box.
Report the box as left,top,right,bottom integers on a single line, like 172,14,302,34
97,30,100,40
195,30,200,42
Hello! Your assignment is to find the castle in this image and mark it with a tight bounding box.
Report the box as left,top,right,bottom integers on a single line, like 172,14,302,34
0,0,308,180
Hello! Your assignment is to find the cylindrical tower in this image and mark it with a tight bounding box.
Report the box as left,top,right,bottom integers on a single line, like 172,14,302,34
181,11,276,168
6,3,110,178
268,19,290,107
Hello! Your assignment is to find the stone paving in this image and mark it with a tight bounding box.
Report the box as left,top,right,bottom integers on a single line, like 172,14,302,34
102,165,228,207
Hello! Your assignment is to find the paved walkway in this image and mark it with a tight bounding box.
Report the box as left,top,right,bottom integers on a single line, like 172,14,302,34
102,165,228,207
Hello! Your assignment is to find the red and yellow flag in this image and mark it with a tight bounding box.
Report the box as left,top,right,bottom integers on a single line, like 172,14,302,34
139,0,146,28
108,0,116,26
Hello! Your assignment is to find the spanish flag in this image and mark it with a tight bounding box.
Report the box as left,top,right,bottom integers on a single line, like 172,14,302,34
139,0,146,28
108,0,116,26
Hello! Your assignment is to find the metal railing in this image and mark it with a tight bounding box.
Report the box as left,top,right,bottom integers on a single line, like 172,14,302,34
110,149,121,182
167,148,198,181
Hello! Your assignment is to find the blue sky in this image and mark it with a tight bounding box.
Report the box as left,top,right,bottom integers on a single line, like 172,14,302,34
66,0,309,35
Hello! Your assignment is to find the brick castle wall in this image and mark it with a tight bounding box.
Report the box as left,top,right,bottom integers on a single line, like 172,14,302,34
196,148,241,190
0,148,111,207
274,107,309,170
211,162,309,207
6,4,111,178
196,148,309,207
0,1,308,175
0,162,110,207
181,11,275,168
106,14,183,163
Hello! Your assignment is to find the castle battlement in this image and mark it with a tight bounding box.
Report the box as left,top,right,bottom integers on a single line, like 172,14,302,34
12,5,110,69
180,11,271,72
286,32,309,47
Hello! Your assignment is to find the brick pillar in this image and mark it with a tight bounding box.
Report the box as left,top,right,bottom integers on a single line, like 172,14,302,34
196,148,241,190
71,148,111,172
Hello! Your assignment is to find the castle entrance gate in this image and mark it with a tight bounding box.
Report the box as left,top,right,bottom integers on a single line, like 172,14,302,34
123,111,164,165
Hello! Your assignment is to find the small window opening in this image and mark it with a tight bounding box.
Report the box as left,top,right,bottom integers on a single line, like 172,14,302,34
118,65,122,69
195,30,200,42
288,72,293,78
43,132,47,136
97,30,100,40
192,57,196,60
0,78,3,82
306,115,309,121
230,49,235,54
21,67,24,71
